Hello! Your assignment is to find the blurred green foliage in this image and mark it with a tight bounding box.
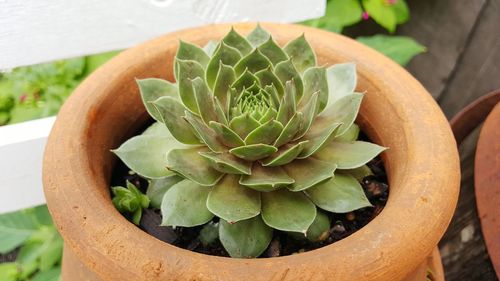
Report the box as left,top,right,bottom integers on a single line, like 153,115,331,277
302,0,425,65
0,51,119,126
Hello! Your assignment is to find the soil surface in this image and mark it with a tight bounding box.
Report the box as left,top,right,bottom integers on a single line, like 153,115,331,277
111,156,389,258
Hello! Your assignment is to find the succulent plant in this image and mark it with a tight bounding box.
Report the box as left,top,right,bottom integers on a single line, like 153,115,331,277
113,25,387,258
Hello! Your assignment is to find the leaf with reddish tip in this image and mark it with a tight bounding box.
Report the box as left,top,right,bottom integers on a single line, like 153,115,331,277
240,164,294,192
184,111,226,153
274,59,304,100
244,119,283,145
152,96,201,145
315,141,387,169
167,147,223,186
177,59,205,114
206,43,242,89
229,113,260,139
229,144,278,161
261,189,316,233
246,24,271,47
283,157,337,191
305,173,372,213
234,49,273,76
258,37,289,65
222,28,253,55
137,78,178,121
160,180,213,227
283,34,316,73
207,175,261,223
199,151,252,175
262,141,308,167
219,216,272,258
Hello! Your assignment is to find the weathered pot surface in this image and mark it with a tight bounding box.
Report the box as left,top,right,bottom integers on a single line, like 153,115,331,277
43,22,459,281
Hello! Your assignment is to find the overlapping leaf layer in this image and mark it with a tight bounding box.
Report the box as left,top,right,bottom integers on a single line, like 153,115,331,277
113,25,386,258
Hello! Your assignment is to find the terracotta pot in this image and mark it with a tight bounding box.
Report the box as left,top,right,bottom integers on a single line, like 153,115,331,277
43,23,459,281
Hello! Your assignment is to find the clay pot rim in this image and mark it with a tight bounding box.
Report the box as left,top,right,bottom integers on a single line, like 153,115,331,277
43,22,459,280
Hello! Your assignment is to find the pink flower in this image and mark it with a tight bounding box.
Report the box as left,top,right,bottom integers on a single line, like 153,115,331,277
362,11,369,20
19,94,27,103
386,0,398,4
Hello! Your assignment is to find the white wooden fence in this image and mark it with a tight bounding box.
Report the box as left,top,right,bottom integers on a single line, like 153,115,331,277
0,0,325,213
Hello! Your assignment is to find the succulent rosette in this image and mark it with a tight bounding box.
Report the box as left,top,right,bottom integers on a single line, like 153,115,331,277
113,25,387,258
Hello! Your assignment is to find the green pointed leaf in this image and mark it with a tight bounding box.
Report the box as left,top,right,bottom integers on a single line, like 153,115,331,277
234,49,272,76
262,141,308,166
326,63,357,106
295,92,319,139
206,43,242,89
175,40,210,78
192,77,218,124
231,69,259,94
362,0,397,33
298,122,342,158
222,28,253,55
161,180,214,227
276,80,297,125
177,59,205,113
244,119,283,145
0,210,40,254
113,132,186,179
263,84,281,108
219,216,272,258
344,165,374,182
207,175,261,223
229,113,260,139
184,111,226,152
199,151,252,175
393,0,410,24
315,141,387,169
306,173,372,212
255,67,284,97
261,189,316,233
137,78,178,121
240,164,294,192
246,24,271,47
199,222,219,246
142,121,169,136
258,37,289,65
152,96,201,144
309,93,363,140
283,34,316,73
305,210,331,242
334,123,360,142
323,0,363,29
356,35,426,66
274,112,303,147
167,147,223,186
209,121,245,147
229,144,277,161
214,97,229,125
146,175,183,209
203,40,219,56
302,67,328,112
274,58,303,100
283,157,337,191
259,107,278,124
213,63,236,113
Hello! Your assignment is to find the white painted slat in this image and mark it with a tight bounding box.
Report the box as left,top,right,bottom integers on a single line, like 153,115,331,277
0,0,325,69
0,117,55,213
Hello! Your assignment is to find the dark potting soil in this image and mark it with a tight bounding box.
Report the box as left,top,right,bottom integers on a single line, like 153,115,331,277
110,156,389,258
110,124,389,257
